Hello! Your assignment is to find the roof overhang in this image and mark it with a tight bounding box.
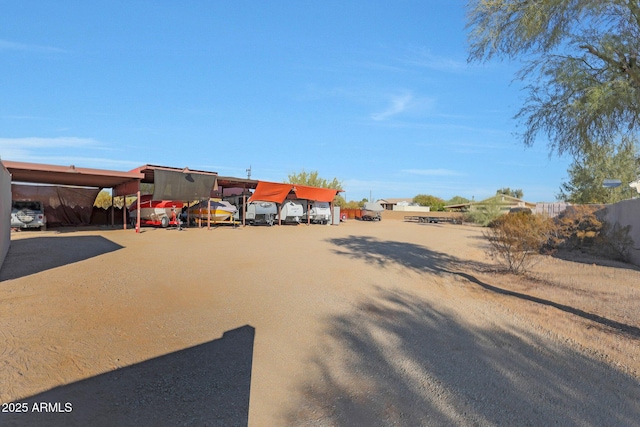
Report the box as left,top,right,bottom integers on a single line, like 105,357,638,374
3,160,144,189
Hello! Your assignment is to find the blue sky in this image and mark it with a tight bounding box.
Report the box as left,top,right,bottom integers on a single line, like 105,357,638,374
0,1,571,203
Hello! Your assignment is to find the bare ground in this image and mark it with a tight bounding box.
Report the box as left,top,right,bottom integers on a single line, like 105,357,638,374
0,219,639,426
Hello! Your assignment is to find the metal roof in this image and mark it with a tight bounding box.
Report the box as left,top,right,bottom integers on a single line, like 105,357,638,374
130,164,218,184
3,160,143,188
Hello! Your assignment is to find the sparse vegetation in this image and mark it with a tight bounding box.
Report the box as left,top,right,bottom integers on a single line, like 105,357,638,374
465,197,503,226
483,211,555,274
484,205,635,274
551,205,634,263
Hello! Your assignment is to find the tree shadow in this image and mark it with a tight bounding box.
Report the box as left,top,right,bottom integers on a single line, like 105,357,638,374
288,289,640,426
327,236,640,340
0,325,255,427
0,236,124,281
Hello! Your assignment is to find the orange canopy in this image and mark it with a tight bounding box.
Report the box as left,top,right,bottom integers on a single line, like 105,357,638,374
248,181,293,203
293,185,340,202
248,181,342,203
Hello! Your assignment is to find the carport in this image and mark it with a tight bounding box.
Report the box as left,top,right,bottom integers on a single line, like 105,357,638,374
122,165,218,232
249,181,342,225
212,176,258,227
4,160,143,229
4,161,221,232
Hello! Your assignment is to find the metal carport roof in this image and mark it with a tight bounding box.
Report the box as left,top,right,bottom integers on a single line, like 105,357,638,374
3,160,143,188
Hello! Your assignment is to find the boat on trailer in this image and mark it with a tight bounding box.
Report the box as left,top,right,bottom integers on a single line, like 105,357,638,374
129,195,184,228
188,199,238,223
361,202,383,221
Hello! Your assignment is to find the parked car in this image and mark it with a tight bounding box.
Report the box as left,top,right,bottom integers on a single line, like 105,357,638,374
11,200,46,230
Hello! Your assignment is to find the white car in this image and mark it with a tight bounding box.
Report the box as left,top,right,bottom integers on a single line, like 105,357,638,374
11,200,46,230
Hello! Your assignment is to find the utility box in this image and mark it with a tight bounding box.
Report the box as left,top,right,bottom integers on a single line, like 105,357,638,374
332,206,340,225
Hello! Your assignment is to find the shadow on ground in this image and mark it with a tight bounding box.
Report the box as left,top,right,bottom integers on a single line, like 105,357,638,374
327,235,640,339
0,325,255,427
0,236,123,281
288,288,640,426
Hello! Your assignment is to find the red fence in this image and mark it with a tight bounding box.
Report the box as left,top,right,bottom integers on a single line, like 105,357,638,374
341,208,362,219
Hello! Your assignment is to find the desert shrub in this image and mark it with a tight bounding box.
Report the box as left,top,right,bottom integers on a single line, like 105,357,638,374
550,205,603,250
548,205,634,262
483,212,556,274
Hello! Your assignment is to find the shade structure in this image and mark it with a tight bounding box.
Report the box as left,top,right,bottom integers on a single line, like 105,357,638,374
152,169,217,201
248,182,293,204
292,185,340,202
249,181,342,204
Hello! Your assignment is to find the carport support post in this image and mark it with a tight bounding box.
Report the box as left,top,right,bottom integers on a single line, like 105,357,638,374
307,200,310,225
242,193,246,227
110,190,115,228
207,198,211,230
122,196,126,230
136,190,141,233
277,203,281,226
330,200,334,225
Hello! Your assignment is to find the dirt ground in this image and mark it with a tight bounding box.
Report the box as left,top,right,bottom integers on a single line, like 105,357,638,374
1,219,639,426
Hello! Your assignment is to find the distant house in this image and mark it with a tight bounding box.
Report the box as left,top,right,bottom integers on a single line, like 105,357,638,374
377,198,409,210
445,194,536,212
376,198,431,213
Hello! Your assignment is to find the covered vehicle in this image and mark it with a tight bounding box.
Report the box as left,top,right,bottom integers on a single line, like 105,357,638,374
11,200,46,230
277,200,304,224
302,201,332,224
361,202,383,221
129,195,184,228
246,201,278,226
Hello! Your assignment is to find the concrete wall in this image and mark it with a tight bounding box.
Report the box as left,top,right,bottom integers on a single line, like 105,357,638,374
0,160,11,269
600,198,640,265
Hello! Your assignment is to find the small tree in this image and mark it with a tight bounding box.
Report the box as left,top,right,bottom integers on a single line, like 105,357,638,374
413,194,445,211
496,188,523,199
446,195,470,205
287,170,343,190
484,212,556,274
558,137,639,204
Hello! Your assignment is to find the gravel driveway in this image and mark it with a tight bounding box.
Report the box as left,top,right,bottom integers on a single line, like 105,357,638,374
1,221,638,426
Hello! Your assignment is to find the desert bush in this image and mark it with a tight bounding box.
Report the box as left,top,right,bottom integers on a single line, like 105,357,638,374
550,205,603,250
548,205,633,262
483,212,556,274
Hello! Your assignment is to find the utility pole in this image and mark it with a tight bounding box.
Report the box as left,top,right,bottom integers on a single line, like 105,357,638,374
246,165,252,180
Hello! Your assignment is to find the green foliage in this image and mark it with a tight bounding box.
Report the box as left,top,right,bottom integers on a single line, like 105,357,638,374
446,195,470,205
558,137,640,204
93,191,113,209
413,194,445,211
287,170,343,190
484,212,556,274
467,1,640,157
465,197,503,226
496,188,523,199
333,195,346,208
